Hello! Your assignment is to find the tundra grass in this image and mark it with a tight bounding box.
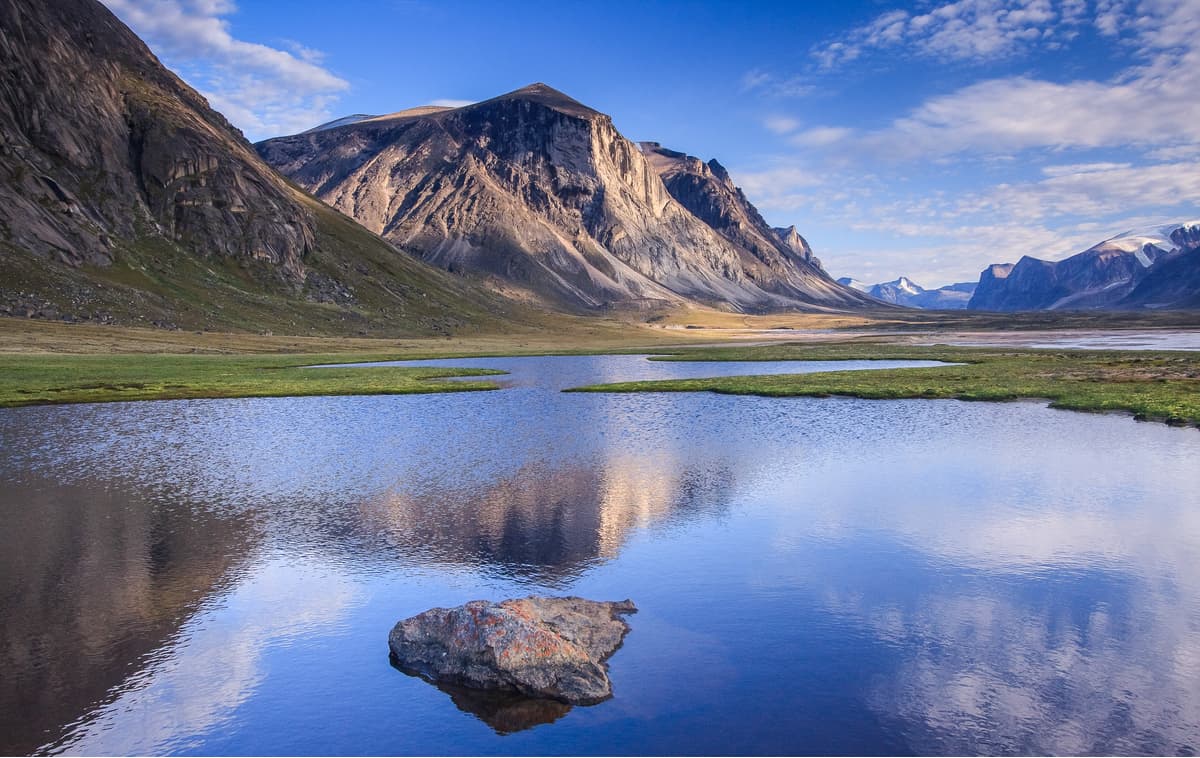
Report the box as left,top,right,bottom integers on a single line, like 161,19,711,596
0,353,507,408
567,342,1200,427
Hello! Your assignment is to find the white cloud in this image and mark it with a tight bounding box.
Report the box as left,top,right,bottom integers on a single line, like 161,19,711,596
1040,162,1132,176
733,0,1200,285
763,116,801,135
812,0,1079,69
790,126,854,147
958,160,1200,220
733,156,1200,284
739,68,814,98
831,0,1200,160
1094,0,1135,35
102,0,350,139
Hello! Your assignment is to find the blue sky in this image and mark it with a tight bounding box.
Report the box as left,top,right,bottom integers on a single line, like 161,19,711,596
103,0,1200,287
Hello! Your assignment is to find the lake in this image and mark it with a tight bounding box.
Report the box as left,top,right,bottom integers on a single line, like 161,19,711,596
2,355,1198,756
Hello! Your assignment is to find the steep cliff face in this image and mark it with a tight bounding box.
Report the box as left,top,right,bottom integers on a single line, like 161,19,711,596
637,142,866,307
259,85,869,312
0,0,510,334
773,225,817,265
968,223,1199,311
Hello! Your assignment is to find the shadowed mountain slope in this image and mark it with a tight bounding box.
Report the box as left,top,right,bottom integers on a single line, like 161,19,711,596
0,0,518,334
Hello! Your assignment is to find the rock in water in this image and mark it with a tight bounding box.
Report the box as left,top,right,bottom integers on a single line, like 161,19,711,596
388,596,636,705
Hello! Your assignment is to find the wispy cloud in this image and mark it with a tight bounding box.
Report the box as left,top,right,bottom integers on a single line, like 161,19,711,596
811,0,1082,69
790,127,854,148
763,116,801,135
817,0,1200,160
732,156,1200,284
740,68,814,98
102,0,350,140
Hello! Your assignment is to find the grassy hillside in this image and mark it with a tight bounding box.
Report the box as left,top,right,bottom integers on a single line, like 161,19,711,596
0,198,539,337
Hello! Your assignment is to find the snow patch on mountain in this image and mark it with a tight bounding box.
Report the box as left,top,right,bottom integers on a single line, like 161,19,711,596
303,114,375,133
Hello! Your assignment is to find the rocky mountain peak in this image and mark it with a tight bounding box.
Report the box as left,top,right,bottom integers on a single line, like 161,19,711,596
706,158,732,184
259,88,871,312
484,82,601,120
773,225,813,258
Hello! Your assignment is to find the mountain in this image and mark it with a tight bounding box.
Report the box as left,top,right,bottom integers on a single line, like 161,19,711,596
257,85,871,313
637,142,862,307
968,222,1200,311
836,276,976,309
0,0,513,334
304,115,375,133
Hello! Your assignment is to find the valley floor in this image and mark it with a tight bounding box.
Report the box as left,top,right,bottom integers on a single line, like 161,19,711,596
570,342,1200,428
1,314,1199,426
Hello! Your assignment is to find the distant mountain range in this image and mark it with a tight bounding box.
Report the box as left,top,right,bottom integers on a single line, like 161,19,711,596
837,277,976,310
969,222,1200,311
256,86,871,313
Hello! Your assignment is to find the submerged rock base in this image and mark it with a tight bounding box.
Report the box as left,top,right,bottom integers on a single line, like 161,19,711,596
388,596,636,705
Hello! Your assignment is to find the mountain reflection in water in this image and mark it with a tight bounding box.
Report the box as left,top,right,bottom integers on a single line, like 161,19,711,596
363,459,733,583
0,354,1197,755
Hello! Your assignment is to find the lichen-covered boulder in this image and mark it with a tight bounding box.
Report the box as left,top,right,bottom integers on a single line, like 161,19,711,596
388,596,636,705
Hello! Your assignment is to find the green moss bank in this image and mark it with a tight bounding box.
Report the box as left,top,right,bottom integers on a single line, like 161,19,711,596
0,353,507,407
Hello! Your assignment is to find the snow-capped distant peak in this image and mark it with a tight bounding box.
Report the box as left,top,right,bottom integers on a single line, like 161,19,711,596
1096,220,1199,254
891,276,922,295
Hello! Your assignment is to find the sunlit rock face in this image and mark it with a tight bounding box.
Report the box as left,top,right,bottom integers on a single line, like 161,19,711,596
257,84,868,313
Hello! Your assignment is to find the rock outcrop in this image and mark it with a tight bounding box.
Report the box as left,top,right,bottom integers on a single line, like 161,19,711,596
968,222,1200,311
388,596,636,705
257,85,871,313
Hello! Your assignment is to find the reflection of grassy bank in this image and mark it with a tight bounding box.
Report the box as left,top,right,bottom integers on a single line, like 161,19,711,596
0,354,507,407
567,343,1200,427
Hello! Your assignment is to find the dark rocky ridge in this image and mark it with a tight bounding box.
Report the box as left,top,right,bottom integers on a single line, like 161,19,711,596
0,0,514,334
258,85,871,313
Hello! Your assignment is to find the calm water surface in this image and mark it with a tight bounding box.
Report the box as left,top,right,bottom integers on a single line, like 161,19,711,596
934,330,1200,351
2,355,1199,756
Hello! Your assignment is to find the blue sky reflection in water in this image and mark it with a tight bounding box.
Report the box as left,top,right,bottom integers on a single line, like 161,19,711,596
1,355,1199,755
